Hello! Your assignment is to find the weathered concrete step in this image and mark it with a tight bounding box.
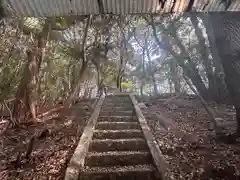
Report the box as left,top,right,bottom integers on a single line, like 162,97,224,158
102,105,133,109
96,122,140,130
101,107,134,112
105,95,129,97
99,111,134,117
98,116,137,122
105,95,130,98
104,99,130,102
89,138,148,152
80,164,156,180
104,97,130,100
93,130,143,139
85,151,152,167
103,103,131,105
103,100,132,103
106,94,129,97
103,99,130,102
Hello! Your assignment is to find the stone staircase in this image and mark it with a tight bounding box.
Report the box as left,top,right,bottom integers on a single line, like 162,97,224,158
65,94,164,180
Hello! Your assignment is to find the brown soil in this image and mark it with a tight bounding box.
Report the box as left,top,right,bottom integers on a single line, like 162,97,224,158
1,95,240,180
142,94,240,180
0,100,94,180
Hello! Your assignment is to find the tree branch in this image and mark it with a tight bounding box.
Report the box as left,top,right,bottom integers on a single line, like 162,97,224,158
81,15,92,62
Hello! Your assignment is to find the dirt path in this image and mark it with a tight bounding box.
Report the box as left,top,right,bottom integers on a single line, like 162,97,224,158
142,95,240,180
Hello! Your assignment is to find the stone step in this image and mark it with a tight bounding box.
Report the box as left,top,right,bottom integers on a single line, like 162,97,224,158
102,105,133,109
85,151,152,167
104,97,130,101
99,111,135,117
103,100,130,104
89,138,148,152
103,99,131,102
98,116,137,122
104,97,130,100
101,106,134,111
80,164,156,180
104,99,130,102
106,94,129,96
93,130,143,139
96,122,140,130
104,98,130,102
105,94,129,99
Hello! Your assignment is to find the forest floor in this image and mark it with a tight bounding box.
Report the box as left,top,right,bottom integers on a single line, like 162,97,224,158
141,94,240,180
1,95,240,180
0,99,94,180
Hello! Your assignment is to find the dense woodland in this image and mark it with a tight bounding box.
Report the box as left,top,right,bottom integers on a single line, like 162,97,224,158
0,13,239,135
0,12,240,179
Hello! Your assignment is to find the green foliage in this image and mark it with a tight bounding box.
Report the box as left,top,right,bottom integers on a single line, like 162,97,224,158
0,13,222,102
121,80,132,88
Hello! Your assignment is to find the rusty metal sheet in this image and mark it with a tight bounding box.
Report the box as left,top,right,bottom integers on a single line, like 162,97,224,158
2,0,240,17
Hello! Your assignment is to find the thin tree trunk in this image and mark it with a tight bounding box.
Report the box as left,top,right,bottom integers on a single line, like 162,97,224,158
117,52,124,92
71,65,77,90
65,61,88,108
170,24,210,99
169,59,181,93
64,15,91,109
149,16,210,100
140,83,144,97
199,13,229,103
97,69,101,91
145,43,158,95
190,13,215,96
83,80,90,99
12,20,51,123
168,78,174,93
210,12,240,136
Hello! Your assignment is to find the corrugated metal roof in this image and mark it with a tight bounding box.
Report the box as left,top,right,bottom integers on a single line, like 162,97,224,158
3,0,99,17
2,0,240,17
102,0,159,14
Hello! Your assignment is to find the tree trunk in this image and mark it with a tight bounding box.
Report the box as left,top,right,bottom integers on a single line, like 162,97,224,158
145,40,158,95
64,15,91,109
184,63,210,100
65,60,88,108
83,81,90,100
140,83,144,97
190,13,216,98
199,13,229,103
120,75,123,92
168,78,174,93
169,59,181,93
71,65,77,90
12,20,51,123
117,54,123,92
169,21,211,99
210,12,240,136
149,16,209,100
97,68,101,92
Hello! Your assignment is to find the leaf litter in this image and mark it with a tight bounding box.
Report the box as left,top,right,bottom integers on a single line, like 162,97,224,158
142,94,240,180
0,100,94,180
1,95,240,180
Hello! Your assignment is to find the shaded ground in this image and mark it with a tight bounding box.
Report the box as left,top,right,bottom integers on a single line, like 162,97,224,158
0,99,94,180
141,94,240,180
1,95,240,180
